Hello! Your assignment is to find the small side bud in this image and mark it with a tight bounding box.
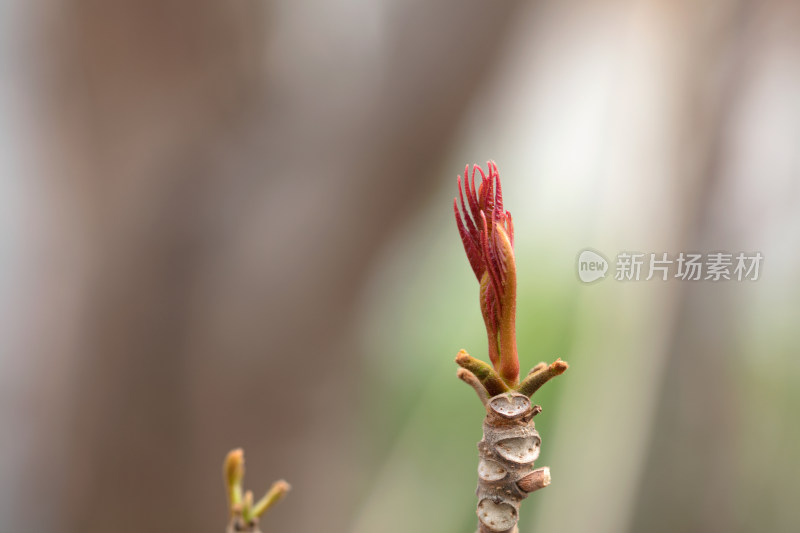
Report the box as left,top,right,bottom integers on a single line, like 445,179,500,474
224,448,245,513
516,358,569,397
517,467,551,493
457,368,490,406
455,350,510,396
253,480,291,518
222,449,290,533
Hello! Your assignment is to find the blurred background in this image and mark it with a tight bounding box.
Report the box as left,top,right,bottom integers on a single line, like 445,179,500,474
1,1,799,532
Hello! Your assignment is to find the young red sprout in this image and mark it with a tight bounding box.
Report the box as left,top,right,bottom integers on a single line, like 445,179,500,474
454,161,519,385
452,161,569,533
454,161,568,395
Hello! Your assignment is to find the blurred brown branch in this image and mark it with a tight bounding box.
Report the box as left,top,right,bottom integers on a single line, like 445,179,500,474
13,2,527,533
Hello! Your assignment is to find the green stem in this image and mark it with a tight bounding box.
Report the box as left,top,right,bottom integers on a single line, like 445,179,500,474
455,350,510,396
516,359,568,397
253,480,291,518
